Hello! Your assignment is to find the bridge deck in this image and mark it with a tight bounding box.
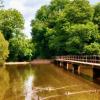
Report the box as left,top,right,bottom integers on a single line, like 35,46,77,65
56,59,100,68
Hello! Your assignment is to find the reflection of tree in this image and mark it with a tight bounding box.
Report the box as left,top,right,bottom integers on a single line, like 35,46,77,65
4,64,35,100
4,65,24,100
0,66,9,100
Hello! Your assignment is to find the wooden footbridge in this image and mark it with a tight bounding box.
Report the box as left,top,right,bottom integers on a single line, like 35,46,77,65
54,55,100,83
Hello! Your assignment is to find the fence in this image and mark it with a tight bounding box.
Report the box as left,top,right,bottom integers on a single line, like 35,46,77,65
56,55,100,63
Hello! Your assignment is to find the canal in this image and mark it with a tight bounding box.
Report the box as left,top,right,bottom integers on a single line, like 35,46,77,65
0,64,100,100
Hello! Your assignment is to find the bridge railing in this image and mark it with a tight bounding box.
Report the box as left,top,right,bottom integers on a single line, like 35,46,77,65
56,55,100,63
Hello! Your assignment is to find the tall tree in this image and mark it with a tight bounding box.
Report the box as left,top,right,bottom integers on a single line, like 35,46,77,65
31,20,50,58
31,0,70,58
65,22,99,54
93,2,100,31
31,0,100,58
0,9,24,40
9,36,34,61
64,0,94,24
50,0,70,11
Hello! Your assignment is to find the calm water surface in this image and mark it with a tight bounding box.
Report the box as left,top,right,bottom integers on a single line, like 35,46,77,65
0,64,100,100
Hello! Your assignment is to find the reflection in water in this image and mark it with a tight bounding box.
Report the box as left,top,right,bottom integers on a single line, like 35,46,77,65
24,75,33,100
0,64,99,100
0,66,9,100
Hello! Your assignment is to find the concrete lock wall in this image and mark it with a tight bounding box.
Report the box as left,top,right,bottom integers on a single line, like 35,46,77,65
80,65,93,81
66,63,73,71
55,61,99,80
80,65,93,77
67,63,94,80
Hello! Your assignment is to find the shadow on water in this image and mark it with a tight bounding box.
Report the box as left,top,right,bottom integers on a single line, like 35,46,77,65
93,68,100,85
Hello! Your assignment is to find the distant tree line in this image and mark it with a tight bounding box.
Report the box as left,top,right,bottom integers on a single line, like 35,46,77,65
31,0,100,58
0,9,34,62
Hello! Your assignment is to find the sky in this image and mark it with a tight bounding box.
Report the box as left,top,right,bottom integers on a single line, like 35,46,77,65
4,0,100,38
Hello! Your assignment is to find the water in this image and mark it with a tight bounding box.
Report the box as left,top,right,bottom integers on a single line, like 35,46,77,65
0,64,100,100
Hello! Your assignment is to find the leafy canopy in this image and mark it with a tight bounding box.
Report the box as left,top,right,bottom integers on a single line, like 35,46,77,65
0,32,9,63
93,2,100,31
9,36,35,61
0,9,24,40
31,0,100,57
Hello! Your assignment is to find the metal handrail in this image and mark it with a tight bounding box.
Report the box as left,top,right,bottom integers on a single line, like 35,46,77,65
55,55,100,63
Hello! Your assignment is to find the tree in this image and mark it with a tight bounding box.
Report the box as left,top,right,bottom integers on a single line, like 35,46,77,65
64,0,94,24
36,5,49,21
31,0,100,58
93,2,100,31
8,36,35,61
50,0,70,11
31,0,70,58
31,20,51,58
65,22,99,54
0,9,24,40
0,32,9,63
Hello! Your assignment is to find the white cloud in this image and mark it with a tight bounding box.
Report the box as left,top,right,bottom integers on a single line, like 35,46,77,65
5,0,51,38
90,0,100,4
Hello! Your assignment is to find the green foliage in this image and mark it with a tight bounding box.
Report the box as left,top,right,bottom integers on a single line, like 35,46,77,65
31,0,100,58
0,9,24,40
64,0,94,23
50,0,70,11
36,6,49,21
9,36,35,61
65,22,99,54
0,32,9,63
31,20,51,58
93,2,100,31
84,42,100,54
